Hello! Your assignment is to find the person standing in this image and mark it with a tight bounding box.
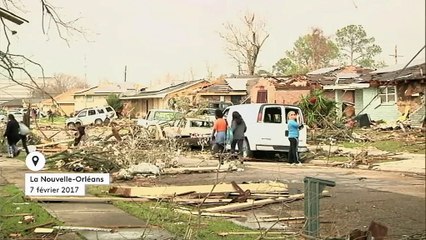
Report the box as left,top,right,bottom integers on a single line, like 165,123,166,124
211,109,227,155
230,111,246,159
3,114,21,158
287,111,303,165
47,109,54,123
73,122,86,146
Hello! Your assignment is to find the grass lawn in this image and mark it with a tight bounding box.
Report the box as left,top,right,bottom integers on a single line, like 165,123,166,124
114,201,292,240
36,116,66,126
0,184,61,239
340,140,425,154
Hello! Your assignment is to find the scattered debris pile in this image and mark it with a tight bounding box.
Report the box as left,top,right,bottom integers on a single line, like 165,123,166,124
306,127,425,168
44,124,183,173
107,181,330,214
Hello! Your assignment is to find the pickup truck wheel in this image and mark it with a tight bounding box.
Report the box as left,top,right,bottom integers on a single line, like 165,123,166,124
67,122,75,129
242,138,253,158
95,119,103,125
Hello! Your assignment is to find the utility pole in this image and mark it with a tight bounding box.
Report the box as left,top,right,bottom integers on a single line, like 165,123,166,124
124,65,127,82
84,55,87,82
389,45,404,64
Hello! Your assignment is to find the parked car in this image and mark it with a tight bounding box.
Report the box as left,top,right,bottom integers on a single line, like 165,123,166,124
66,106,117,128
223,104,308,158
163,118,213,146
136,109,183,128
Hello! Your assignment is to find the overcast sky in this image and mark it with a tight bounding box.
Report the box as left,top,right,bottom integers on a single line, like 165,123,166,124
9,0,426,85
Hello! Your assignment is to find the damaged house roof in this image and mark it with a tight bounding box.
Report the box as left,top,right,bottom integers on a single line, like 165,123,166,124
308,66,374,87
224,78,255,91
271,75,313,90
120,79,208,99
365,59,426,82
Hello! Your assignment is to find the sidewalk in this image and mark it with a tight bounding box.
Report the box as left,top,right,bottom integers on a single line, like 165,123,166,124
308,145,426,175
0,157,173,240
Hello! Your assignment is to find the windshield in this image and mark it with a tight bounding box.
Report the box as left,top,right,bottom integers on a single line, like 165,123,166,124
153,112,178,121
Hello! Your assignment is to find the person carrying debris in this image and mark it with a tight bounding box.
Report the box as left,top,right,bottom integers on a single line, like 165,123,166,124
287,111,303,165
230,111,246,160
2,114,21,158
18,121,31,155
73,122,86,146
211,109,227,155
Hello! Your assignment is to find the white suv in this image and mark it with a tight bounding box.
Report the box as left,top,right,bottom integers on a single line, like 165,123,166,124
66,106,117,128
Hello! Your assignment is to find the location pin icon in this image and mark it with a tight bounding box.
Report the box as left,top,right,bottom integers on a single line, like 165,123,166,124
32,156,39,167
26,151,45,171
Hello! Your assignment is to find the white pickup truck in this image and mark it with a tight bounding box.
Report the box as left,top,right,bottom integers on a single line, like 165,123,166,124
136,109,183,128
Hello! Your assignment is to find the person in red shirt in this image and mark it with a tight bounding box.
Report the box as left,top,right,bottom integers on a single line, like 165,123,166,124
211,109,227,155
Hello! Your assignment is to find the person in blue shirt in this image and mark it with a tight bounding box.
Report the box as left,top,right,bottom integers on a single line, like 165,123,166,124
287,111,303,165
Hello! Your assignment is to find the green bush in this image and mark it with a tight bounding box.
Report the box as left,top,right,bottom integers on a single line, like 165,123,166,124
298,90,337,128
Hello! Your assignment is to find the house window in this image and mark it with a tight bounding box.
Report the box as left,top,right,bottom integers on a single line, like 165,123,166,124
86,96,94,102
378,86,396,103
257,90,268,103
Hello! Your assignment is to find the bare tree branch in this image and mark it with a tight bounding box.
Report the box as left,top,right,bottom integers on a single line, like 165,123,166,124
39,0,88,46
0,2,85,115
219,12,269,75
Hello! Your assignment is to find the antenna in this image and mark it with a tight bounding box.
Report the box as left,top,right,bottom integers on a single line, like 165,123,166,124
389,45,404,64
84,55,87,82
124,65,127,82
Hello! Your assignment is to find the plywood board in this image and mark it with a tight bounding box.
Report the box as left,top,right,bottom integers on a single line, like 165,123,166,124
116,182,288,197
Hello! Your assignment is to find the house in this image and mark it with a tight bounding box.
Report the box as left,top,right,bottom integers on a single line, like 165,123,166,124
195,77,248,105
120,79,210,117
321,60,426,125
0,78,51,105
247,76,318,105
363,59,425,126
311,66,374,116
40,89,82,116
74,82,142,111
0,98,44,111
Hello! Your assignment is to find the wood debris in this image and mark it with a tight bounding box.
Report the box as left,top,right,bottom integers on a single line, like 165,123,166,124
109,182,288,198
217,231,297,236
34,228,54,234
202,194,304,213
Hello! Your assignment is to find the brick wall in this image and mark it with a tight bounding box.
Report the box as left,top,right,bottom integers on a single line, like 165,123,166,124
275,89,311,105
248,79,277,103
